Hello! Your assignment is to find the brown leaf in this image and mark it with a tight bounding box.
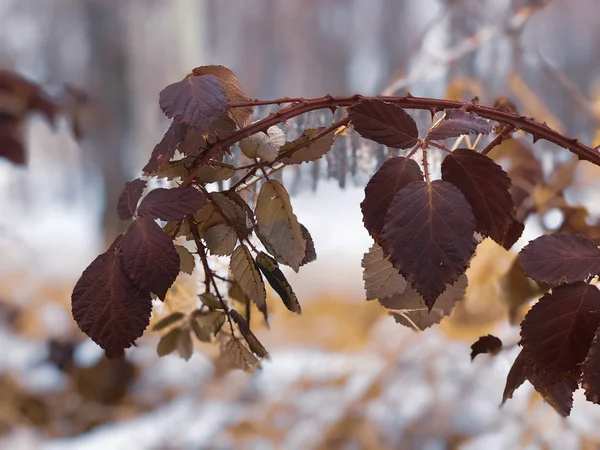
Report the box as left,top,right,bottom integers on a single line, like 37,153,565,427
255,252,301,314
240,126,286,162
175,245,195,275
361,157,424,241
230,245,267,315
223,337,260,372
380,275,466,330
255,180,306,271
348,99,418,149
138,187,207,221
72,236,152,358
361,243,407,300
152,312,185,331
279,127,336,165
520,283,600,384
157,327,181,356
159,75,229,133
441,149,515,244
230,309,269,357
427,109,493,141
519,234,600,285
300,224,317,266
204,224,238,256
381,180,477,309
121,218,180,299
470,335,502,360
0,118,25,165
191,65,253,127
117,179,147,220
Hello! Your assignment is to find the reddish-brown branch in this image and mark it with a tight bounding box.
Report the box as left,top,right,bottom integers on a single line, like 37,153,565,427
181,94,600,187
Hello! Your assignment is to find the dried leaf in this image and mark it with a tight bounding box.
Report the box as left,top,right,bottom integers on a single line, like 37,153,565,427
159,75,229,133
151,156,195,181
519,234,600,285
191,311,225,342
72,236,152,358
361,243,407,300
239,126,286,162
230,309,269,357
255,251,301,314
441,149,515,244
470,335,503,360
380,275,466,330
279,127,335,164
138,187,207,221
361,157,424,241
230,245,267,315
427,109,493,141
348,99,418,149
199,293,222,310
152,312,185,331
157,327,181,356
175,245,195,275
204,224,238,256
300,224,317,266
117,179,147,220
195,162,235,184
223,337,260,371
381,180,477,309
121,218,180,299
255,180,306,271
191,65,253,126
177,329,194,360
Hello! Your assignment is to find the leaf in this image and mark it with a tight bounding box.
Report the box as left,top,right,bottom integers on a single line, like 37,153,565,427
223,337,260,371
157,327,181,356
255,251,301,314
191,311,225,342
499,258,548,325
239,126,286,162
441,149,515,244
361,157,424,241
195,162,235,184
230,309,269,357
427,109,493,141
151,156,195,181
379,275,466,330
470,335,503,360
348,99,418,149
503,220,525,250
121,218,180,299
138,187,207,221
300,224,317,266
381,180,477,309
175,245,195,275
204,224,238,256
255,180,306,271
519,234,600,285
117,179,147,220
176,329,194,360
143,122,187,173
502,350,528,404
582,327,600,404
152,312,185,331
199,292,223,310
72,236,152,358
520,282,600,384
191,65,253,127
361,243,407,300
159,75,229,133
230,245,267,315
279,127,335,164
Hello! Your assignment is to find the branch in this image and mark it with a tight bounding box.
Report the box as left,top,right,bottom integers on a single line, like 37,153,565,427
181,94,600,186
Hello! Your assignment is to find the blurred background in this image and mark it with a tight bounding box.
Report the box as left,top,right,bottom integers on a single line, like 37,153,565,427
2,0,600,448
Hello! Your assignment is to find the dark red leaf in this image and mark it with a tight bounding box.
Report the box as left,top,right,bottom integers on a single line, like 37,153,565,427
143,122,187,173
381,180,477,309
441,149,515,244
427,109,493,141
121,217,180,299
502,350,528,404
470,334,502,360
503,220,525,250
0,118,25,165
117,179,147,220
137,187,207,221
582,327,600,404
361,157,424,241
72,236,152,358
348,99,419,149
159,75,229,133
519,234,600,285
520,282,600,383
